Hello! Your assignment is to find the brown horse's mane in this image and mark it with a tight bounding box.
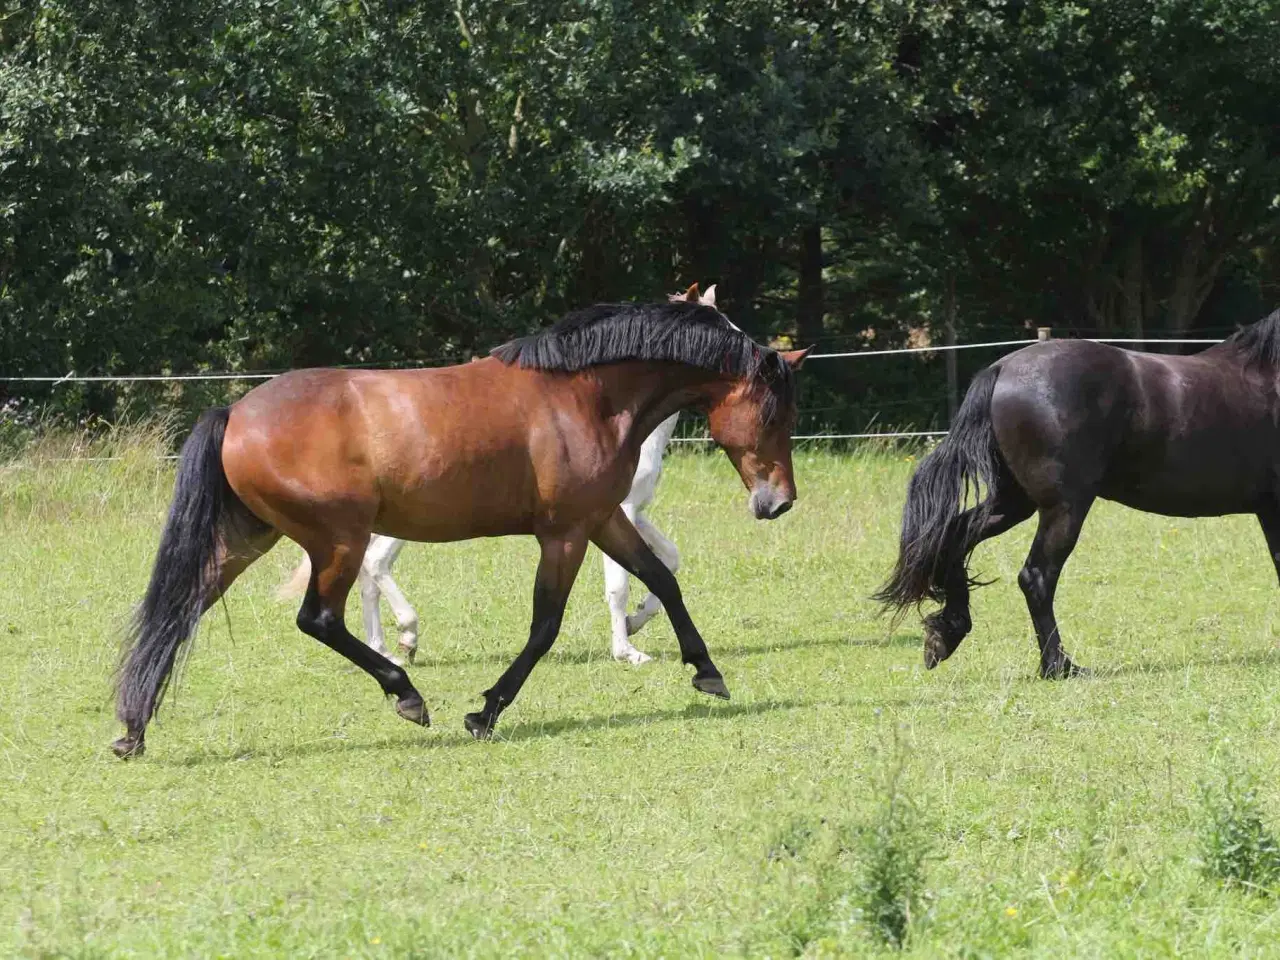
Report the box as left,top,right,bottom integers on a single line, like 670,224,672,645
490,300,795,422
1218,307,1280,367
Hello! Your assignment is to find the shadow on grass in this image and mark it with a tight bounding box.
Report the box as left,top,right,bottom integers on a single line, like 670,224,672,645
495,696,811,741
160,691,936,767
416,630,917,670
1094,646,1280,680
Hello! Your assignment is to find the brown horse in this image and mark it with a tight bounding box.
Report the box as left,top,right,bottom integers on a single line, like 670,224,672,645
113,287,809,757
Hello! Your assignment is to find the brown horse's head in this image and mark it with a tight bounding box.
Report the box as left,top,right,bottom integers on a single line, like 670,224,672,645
706,345,811,519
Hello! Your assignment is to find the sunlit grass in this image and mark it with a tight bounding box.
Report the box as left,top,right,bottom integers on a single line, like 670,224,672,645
4,434,1280,956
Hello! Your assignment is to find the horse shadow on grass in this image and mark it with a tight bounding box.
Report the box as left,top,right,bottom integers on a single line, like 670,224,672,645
418,629,916,670
161,690,938,767
163,698,813,767
1091,645,1280,681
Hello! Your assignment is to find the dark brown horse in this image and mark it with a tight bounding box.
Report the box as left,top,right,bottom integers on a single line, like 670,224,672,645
876,308,1280,677
113,289,809,757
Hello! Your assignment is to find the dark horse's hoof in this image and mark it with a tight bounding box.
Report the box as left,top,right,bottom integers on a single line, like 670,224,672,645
1040,659,1091,680
395,694,430,726
922,626,950,670
111,736,145,760
463,712,495,740
692,674,731,700
922,611,968,669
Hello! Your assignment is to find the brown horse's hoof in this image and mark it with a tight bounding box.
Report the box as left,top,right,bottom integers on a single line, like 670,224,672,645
395,694,430,726
111,736,145,760
692,675,731,700
463,712,494,740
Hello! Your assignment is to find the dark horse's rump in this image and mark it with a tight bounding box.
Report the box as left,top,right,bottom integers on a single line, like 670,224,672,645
876,308,1280,677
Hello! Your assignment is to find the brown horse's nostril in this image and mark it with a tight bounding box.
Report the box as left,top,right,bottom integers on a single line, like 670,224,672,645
768,500,793,520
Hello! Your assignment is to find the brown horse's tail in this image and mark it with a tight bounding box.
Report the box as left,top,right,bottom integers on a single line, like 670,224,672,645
873,364,1003,612
116,407,235,733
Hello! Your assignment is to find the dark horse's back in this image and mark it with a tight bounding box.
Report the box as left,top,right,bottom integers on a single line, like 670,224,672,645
991,339,1280,518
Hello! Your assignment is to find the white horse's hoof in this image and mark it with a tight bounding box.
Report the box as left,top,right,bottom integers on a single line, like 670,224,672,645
613,646,652,666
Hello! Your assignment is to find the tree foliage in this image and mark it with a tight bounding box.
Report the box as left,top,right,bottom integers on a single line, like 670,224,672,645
2,0,1278,426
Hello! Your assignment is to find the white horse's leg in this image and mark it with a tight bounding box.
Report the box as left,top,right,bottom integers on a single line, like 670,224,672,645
625,513,680,636
604,411,680,664
605,504,651,664
363,535,419,665
358,565,390,658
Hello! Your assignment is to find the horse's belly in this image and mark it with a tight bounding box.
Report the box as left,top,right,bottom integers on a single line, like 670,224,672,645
372,487,536,542
374,513,534,542
1100,474,1266,518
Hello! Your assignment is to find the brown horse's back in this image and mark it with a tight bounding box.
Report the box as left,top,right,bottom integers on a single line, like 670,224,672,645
221,362,621,545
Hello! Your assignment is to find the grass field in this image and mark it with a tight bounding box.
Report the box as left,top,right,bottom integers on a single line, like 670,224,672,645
6,434,1280,957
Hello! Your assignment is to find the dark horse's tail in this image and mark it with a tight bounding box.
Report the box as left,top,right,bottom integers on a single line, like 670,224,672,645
873,364,1003,611
116,408,235,740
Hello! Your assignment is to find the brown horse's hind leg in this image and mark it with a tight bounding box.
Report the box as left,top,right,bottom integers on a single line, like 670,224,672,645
1018,497,1093,679
924,487,1034,669
591,507,729,700
205,515,282,613
295,540,429,727
464,531,588,739
111,509,280,760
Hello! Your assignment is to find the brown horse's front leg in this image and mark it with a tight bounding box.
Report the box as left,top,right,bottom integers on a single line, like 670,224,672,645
464,531,588,740
591,507,729,700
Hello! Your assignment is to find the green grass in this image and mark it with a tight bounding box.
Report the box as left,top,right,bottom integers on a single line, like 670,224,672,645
6,436,1280,957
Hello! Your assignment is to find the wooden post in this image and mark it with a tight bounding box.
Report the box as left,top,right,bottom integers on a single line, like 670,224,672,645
945,272,958,424
1037,326,1052,341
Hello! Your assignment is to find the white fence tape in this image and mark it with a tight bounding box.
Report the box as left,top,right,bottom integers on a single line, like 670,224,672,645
0,334,1231,464
0,335,1228,383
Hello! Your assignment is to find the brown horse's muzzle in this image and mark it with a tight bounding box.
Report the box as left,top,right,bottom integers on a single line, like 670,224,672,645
750,483,794,520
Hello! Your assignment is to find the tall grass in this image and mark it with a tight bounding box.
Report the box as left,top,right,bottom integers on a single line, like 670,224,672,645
1197,760,1280,893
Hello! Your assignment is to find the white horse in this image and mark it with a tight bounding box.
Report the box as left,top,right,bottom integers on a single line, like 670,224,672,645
277,284,717,666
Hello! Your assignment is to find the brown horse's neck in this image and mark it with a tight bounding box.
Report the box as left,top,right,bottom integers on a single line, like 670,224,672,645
590,362,727,453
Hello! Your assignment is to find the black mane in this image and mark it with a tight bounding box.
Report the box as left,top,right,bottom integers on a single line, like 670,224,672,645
490,301,794,422
1218,307,1280,367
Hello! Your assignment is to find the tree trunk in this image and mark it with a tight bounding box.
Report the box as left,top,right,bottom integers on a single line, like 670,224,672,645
945,271,958,424
723,233,773,335
1120,234,1145,339
1166,193,1221,341
797,220,824,348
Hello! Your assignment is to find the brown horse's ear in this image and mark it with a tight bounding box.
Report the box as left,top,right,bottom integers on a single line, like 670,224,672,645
781,346,813,370
682,282,700,302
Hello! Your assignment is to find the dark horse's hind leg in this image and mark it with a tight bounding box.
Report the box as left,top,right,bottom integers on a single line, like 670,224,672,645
296,541,429,727
1018,498,1093,679
591,507,729,698
924,487,1035,669
464,532,588,739
1256,498,1280,584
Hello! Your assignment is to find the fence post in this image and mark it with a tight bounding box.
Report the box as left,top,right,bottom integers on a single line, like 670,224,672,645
945,272,958,423
1037,326,1052,341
